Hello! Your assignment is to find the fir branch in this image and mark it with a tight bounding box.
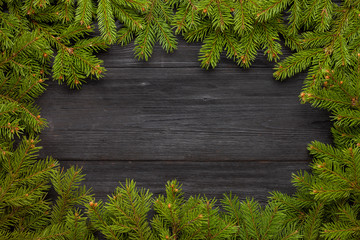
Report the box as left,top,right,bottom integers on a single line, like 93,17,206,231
302,203,324,240
302,0,321,30
333,35,351,67
117,27,135,45
256,0,290,22
153,17,177,53
211,0,233,31
260,21,282,61
173,3,198,34
233,0,254,35
51,166,92,224
0,95,44,127
241,199,261,239
223,30,241,60
88,201,121,240
97,0,117,43
36,230,71,240
287,0,301,36
315,0,333,33
183,21,212,42
134,22,156,60
0,34,40,67
237,23,261,67
334,109,360,127
274,48,324,80
199,31,224,69
113,6,143,31
75,0,95,26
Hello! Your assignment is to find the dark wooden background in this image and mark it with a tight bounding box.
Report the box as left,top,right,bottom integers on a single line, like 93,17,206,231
36,38,332,204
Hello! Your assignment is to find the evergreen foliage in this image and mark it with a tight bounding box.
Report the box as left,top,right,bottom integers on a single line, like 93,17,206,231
2,0,360,239
0,138,95,240
170,0,284,68
88,180,299,240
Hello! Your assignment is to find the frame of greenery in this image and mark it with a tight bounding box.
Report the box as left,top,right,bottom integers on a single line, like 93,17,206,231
1,0,360,239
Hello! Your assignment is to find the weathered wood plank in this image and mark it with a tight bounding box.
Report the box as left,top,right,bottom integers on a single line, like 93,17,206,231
35,30,333,204
37,67,332,160
59,160,308,204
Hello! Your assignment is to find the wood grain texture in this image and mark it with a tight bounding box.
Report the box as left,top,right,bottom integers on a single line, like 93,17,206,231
60,160,309,204
36,39,333,200
37,67,331,161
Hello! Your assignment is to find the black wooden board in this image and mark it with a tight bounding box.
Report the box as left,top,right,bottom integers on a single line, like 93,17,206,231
36,40,333,203
37,67,332,161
